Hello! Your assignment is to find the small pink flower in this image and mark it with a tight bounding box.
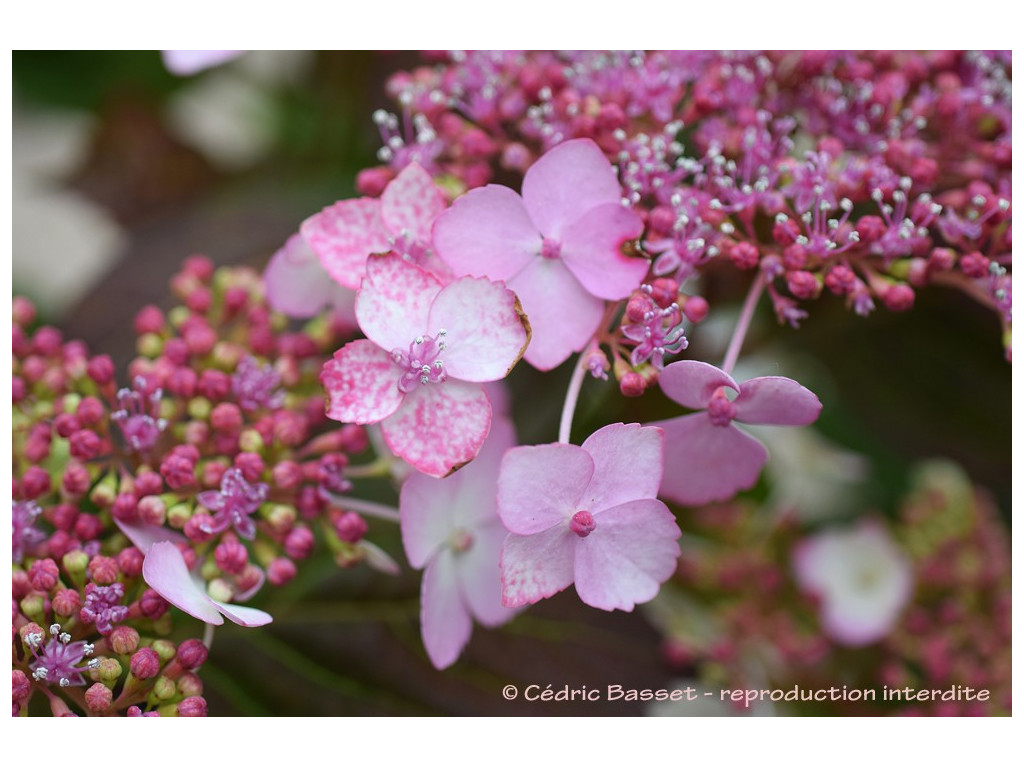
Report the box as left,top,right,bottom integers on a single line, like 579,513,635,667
263,232,357,325
400,417,518,669
301,162,450,290
652,361,822,506
321,254,530,477
497,423,681,612
433,138,647,370
142,542,272,627
793,520,913,646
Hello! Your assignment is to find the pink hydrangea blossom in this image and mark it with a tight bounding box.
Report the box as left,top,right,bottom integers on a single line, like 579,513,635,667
400,417,518,669
652,361,822,506
142,542,272,627
321,254,530,477
793,520,913,646
497,423,681,611
432,138,647,370
301,162,450,290
263,232,357,325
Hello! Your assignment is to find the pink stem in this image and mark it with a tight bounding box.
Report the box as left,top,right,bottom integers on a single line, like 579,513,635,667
558,354,588,444
721,272,766,376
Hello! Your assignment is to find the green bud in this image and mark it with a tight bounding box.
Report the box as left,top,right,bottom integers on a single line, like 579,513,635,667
62,549,90,581
207,578,234,603
60,393,82,414
262,503,297,533
137,333,164,359
238,429,264,453
96,658,124,684
168,306,191,330
167,502,193,529
89,473,119,508
151,675,178,702
19,594,47,623
150,639,178,665
187,397,212,420
200,559,221,581
211,341,242,370
177,671,204,698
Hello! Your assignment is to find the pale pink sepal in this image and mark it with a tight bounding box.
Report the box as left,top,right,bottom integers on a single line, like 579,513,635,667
355,254,442,352
420,549,473,669
658,360,739,410
142,542,273,627
732,377,823,426
381,379,491,478
520,138,625,239
302,198,389,290
427,276,530,382
560,202,646,301
655,412,768,506
264,233,357,324
162,50,242,76
114,517,187,555
321,340,403,425
496,443,594,535
381,162,447,244
500,526,576,609
574,499,681,612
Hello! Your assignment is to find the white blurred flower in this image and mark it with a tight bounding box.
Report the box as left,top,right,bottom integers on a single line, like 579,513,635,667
793,520,913,646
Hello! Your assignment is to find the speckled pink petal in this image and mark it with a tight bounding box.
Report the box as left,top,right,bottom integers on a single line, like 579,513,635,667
321,340,403,425
301,198,389,289
508,258,605,371
431,185,539,280
658,360,739,410
500,525,576,608
654,413,768,506
560,202,647,300
380,379,491,478
574,498,681,612
264,233,357,322
420,549,473,669
459,522,517,626
210,600,273,627
496,442,593,535
142,542,224,625
579,423,664,513
733,376,823,426
427,276,530,382
355,254,442,351
381,162,447,243
521,138,624,240
400,471,460,569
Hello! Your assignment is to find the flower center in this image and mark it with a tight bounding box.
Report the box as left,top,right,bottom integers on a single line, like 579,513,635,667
449,529,474,553
570,510,596,538
391,331,448,394
707,387,737,427
540,237,562,260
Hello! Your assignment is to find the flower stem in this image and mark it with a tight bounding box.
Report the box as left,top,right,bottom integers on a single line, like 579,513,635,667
558,354,588,444
203,623,215,652
328,495,401,523
721,272,766,375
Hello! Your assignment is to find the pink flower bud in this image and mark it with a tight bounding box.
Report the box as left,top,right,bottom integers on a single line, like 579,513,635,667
786,270,820,300
29,559,60,591
76,396,105,426
53,412,80,438
166,367,198,398
32,326,63,356
210,402,243,433
284,526,315,560
69,429,101,461
74,513,103,541
649,278,679,309
625,293,654,323
12,670,31,704
184,514,216,543
62,464,91,496
118,547,145,578
856,215,887,244
729,241,759,270
134,470,164,497
52,588,81,616
139,589,170,619
21,467,52,499
177,695,208,717
137,496,167,526
959,251,990,278
334,512,367,544
214,538,249,574
163,338,190,365
883,284,915,312
681,296,709,324
272,460,303,490
134,306,165,335
234,452,264,482
183,254,215,281
88,556,119,585
109,625,141,655
84,683,113,712
86,355,115,385
176,639,209,670
111,493,139,522
267,557,297,586
619,371,647,397
825,264,858,295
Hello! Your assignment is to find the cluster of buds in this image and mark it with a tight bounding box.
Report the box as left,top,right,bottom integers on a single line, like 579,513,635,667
12,256,403,715
651,461,1010,716
361,51,1011,359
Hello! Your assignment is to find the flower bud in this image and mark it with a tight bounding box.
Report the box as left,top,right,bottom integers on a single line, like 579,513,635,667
62,549,90,580
118,547,145,578
85,682,113,712
29,559,60,591
129,647,161,680
619,371,647,397
151,639,177,664
88,555,119,585
139,589,170,619
681,295,709,324
267,557,297,586
335,512,367,544
52,588,81,617
177,672,204,698
176,639,209,670
152,675,178,701
214,538,249,574
284,526,315,559
177,696,208,717
109,626,141,655
729,241,759,270
96,657,123,683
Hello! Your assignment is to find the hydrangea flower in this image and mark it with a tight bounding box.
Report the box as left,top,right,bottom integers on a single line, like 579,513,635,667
433,138,646,370
231,356,284,412
112,376,168,452
652,361,822,506
79,583,129,635
196,468,269,541
263,232,356,325
25,624,97,688
142,542,273,627
400,417,518,669
13,499,45,563
497,423,681,611
793,521,913,646
321,254,530,477
302,162,449,289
